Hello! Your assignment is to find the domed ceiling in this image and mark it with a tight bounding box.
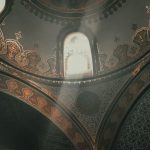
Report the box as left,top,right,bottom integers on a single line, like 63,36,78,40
0,0,149,150
0,0,149,85
35,0,106,11
22,0,126,22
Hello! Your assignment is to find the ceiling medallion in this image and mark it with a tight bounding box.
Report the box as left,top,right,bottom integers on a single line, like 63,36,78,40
21,0,126,24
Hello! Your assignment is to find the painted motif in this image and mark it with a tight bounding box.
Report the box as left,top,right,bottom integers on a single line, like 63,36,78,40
96,58,150,150
0,25,149,81
22,0,126,22
0,28,57,76
0,74,93,150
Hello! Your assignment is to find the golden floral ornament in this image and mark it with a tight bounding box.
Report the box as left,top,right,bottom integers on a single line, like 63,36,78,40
6,80,18,91
133,27,150,46
36,96,48,109
0,28,50,75
6,39,22,60
15,51,29,67
22,87,33,99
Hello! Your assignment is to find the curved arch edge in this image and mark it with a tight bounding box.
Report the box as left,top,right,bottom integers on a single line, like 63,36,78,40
96,60,150,150
0,73,93,150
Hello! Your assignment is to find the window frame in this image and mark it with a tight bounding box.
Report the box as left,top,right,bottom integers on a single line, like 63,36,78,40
56,25,100,78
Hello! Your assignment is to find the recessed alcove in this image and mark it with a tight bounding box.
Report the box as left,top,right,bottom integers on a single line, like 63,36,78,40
64,32,93,79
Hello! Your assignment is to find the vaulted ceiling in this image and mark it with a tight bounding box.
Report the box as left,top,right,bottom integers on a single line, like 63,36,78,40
0,0,149,150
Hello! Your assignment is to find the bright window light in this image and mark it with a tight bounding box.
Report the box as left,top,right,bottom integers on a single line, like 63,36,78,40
0,0,6,14
64,32,93,79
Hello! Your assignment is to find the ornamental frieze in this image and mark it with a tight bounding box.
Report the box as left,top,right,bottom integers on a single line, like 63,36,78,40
0,74,93,150
0,25,149,81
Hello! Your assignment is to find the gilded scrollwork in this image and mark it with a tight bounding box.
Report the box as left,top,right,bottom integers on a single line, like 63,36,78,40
133,27,150,46
6,39,22,60
0,74,93,150
98,25,149,73
0,28,57,76
15,51,29,67
97,6,150,74
0,21,149,80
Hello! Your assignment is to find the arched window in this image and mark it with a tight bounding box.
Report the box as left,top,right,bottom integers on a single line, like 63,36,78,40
63,32,93,79
57,26,100,79
0,0,6,14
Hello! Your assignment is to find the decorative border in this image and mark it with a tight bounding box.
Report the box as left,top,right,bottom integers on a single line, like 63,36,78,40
102,0,127,19
0,15,150,85
0,24,149,83
0,73,93,150
21,0,127,24
96,54,150,150
56,25,100,77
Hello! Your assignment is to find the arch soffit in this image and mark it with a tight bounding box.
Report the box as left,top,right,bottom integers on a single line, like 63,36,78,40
96,54,150,150
0,73,93,150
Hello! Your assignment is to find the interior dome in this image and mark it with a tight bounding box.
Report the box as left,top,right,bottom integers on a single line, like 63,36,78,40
22,0,114,19
40,0,106,11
